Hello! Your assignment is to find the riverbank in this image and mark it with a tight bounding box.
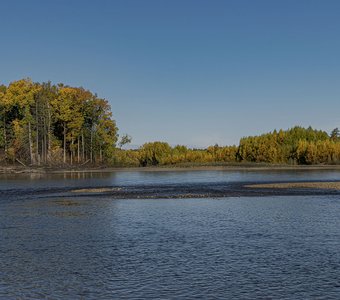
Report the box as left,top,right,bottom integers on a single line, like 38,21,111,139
2,163,340,174
66,180,340,198
246,181,340,190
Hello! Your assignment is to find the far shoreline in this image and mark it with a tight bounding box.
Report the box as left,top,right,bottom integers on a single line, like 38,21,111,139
2,163,340,174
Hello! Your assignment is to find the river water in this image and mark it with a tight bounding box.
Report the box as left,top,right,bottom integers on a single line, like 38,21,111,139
1,170,340,299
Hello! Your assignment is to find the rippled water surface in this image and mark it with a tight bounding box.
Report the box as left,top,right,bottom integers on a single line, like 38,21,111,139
1,170,340,299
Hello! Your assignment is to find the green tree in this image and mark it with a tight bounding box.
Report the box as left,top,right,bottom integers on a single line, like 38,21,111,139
330,128,339,141
3,79,40,164
118,134,132,149
139,142,171,166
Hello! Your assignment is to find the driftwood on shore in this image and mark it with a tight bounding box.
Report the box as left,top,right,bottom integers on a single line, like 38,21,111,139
15,159,27,167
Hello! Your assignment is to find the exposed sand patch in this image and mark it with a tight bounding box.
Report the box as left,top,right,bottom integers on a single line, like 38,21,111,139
54,199,81,206
71,187,122,193
245,182,340,190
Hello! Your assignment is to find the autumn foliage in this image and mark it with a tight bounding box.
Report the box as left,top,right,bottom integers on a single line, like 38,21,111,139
1,79,340,167
114,127,340,167
0,79,117,165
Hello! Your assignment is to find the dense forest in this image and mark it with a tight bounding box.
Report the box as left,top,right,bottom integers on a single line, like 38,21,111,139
0,79,118,165
1,79,340,167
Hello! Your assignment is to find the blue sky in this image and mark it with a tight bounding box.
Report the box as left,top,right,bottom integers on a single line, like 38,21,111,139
1,0,340,147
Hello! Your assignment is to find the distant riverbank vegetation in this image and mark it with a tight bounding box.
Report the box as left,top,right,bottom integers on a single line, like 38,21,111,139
114,126,340,166
1,78,340,168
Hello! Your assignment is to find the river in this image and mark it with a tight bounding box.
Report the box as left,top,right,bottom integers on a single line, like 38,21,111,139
1,169,340,299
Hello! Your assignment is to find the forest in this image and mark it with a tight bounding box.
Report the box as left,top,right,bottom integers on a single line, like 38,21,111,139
114,126,340,167
0,78,118,166
1,79,340,167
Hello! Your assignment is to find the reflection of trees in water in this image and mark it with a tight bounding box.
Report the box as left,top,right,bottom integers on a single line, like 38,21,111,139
60,171,113,180
0,171,114,180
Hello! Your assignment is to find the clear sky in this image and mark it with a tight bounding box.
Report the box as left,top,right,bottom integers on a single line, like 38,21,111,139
1,0,340,147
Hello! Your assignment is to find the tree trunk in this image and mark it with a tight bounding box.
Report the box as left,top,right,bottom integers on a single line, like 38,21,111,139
100,145,102,163
63,123,66,164
77,137,80,163
41,136,44,164
82,132,85,162
3,115,7,163
47,103,51,162
36,102,40,165
70,138,73,165
43,116,46,164
28,121,35,165
90,126,93,163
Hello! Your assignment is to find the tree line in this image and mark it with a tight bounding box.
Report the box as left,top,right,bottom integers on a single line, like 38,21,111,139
114,126,340,167
1,79,340,167
238,126,340,164
0,78,118,165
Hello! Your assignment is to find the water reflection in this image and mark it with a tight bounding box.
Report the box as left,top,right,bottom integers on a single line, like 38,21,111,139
1,195,340,299
1,169,340,192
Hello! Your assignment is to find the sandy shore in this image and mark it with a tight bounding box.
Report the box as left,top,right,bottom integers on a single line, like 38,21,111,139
71,187,123,193
245,182,340,190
